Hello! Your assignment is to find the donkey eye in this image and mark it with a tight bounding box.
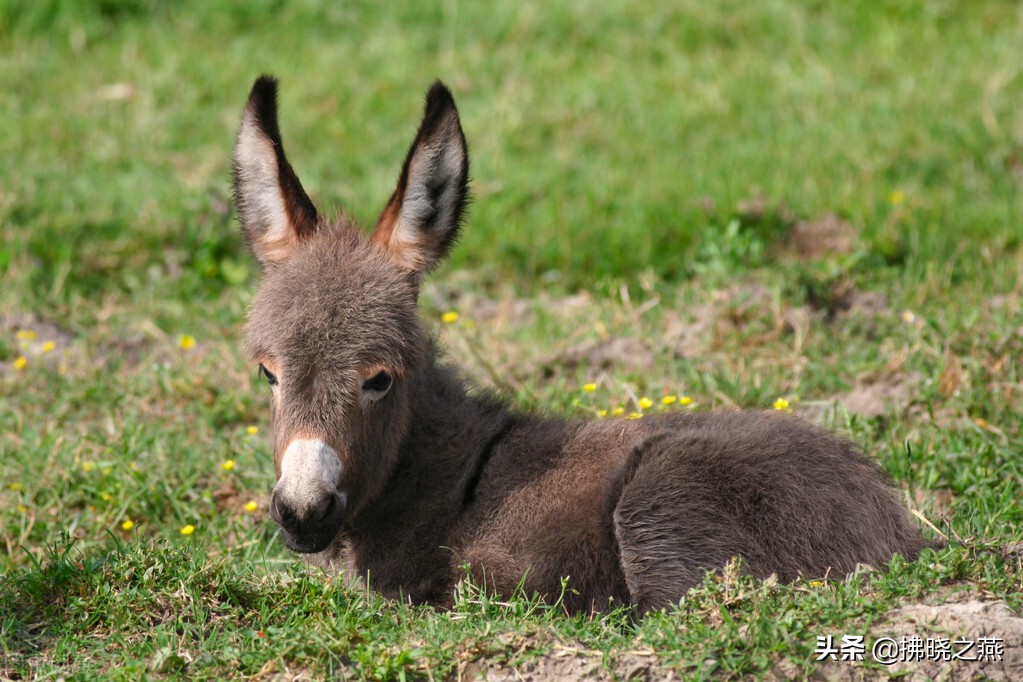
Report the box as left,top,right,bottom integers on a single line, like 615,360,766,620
362,370,392,394
258,363,278,387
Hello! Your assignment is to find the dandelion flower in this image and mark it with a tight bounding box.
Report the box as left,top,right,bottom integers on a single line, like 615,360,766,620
611,407,625,416
13,356,27,370
773,397,791,411
121,519,135,531
15,330,37,341
221,459,236,472
638,397,653,410
246,426,259,435
244,500,258,513
596,409,608,418
179,334,196,350
679,396,693,406
809,580,824,588
41,341,56,353
440,311,459,324
661,395,677,406
889,190,905,205
582,383,597,393
180,524,196,536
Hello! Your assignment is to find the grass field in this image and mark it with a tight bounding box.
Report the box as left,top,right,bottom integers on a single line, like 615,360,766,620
2,0,1022,679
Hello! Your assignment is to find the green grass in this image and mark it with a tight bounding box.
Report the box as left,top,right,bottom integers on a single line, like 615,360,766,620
2,0,1022,679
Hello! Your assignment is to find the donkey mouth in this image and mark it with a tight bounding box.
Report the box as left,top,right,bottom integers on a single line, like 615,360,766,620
270,490,347,554
279,528,339,554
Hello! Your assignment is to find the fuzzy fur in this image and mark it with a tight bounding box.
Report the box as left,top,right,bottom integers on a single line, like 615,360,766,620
232,77,932,614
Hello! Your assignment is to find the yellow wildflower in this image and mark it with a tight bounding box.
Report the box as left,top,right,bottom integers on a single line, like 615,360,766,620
626,412,643,420
596,409,608,418
15,330,37,340
901,310,916,323
100,491,112,502
81,461,95,472
889,190,905,205
13,356,27,370
809,580,824,588
679,396,693,406
582,383,597,393
17,503,28,514
180,524,196,536
773,397,791,411
440,311,459,324
121,519,135,531
246,426,259,435
638,397,653,410
179,334,196,350
611,407,625,416
244,500,258,513
221,459,236,472
7,482,21,492
41,341,56,353
661,395,677,406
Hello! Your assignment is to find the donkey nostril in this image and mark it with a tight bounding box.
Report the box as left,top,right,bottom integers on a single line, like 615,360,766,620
313,491,337,522
270,493,291,524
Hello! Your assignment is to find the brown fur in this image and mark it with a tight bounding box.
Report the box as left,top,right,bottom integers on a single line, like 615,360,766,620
232,76,932,614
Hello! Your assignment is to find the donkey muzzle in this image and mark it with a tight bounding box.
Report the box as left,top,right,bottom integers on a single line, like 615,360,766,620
270,438,346,553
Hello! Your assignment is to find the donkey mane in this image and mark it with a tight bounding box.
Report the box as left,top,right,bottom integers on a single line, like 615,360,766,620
232,76,933,614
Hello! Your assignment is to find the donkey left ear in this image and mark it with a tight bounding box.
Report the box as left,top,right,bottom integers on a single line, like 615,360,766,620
371,81,469,276
233,75,319,268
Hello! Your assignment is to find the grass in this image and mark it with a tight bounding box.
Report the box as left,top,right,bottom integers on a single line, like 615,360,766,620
1,0,1022,679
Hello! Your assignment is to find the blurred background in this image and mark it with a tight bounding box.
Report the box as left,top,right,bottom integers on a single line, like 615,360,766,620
2,0,1021,313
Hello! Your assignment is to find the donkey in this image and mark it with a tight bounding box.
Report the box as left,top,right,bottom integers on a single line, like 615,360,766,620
232,75,930,614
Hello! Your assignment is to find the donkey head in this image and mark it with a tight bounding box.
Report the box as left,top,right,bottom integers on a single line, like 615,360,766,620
233,76,469,555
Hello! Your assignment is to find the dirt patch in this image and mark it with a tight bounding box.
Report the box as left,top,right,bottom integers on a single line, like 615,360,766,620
790,214,856,261
665,284,777,358
806,279,890,319
664,303,719,360
550,336,656,374
459,647,666,682
462,599,1023,681
817,599,1023,681
842,373,922,418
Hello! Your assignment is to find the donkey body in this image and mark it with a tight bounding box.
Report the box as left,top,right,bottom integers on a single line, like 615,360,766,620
233,76,929,613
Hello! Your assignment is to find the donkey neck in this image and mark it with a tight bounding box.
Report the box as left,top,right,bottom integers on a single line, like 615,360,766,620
349,353,517,533
404,359,517,494
341,357,517,602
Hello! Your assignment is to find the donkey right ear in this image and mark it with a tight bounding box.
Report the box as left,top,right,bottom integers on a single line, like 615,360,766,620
233,76,318,267
371,81,469,276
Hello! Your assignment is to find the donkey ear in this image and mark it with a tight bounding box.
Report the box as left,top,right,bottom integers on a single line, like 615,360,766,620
371,81,469,275
233,75,318,267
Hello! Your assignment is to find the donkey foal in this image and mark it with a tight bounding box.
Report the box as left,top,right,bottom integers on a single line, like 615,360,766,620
232,76,930,614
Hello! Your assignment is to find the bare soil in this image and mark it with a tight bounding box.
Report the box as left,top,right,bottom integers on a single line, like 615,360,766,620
457,597,1023,681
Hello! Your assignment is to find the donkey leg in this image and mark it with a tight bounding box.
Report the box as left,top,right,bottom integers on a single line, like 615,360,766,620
612,433,754,614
